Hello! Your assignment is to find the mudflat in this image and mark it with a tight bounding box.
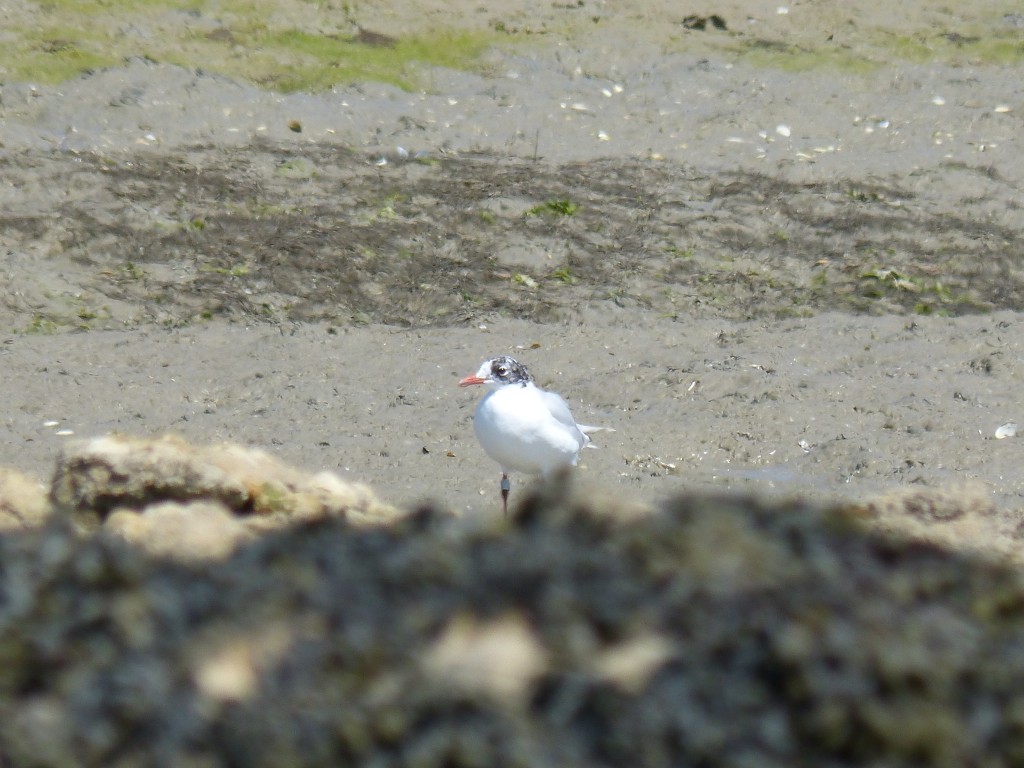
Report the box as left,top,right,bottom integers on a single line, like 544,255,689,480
1,0,1023,555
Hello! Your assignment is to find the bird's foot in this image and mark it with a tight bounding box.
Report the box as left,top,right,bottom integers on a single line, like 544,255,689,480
500,474,510,515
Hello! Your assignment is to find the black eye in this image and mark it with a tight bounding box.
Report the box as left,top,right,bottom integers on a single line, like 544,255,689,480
497,366,507,375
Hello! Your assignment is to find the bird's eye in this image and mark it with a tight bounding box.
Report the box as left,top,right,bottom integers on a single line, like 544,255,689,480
497,366,507,375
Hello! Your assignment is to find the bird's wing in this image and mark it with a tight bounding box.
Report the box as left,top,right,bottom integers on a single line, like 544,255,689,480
577,424,615,435
539,388,615,448
539,389,582,432
577,423,615,449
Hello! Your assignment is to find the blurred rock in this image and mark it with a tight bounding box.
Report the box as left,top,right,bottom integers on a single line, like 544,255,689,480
2,484,1024,766
850,483,1019,563
50,434,403,536
423,611,549,706
104,501,251,562
0,468,49,530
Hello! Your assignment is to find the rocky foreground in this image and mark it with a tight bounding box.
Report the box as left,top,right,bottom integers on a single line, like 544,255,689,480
1,435,1024,766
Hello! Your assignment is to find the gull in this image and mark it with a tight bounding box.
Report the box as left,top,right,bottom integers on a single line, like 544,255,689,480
458,355,610,514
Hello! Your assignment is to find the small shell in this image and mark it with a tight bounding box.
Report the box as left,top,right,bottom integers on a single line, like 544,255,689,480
775,124,791,137
931,96,946,106
56,429,75,436
995,422,1018,439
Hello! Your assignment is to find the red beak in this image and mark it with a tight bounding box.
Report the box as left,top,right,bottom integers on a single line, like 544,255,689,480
458,375,486,388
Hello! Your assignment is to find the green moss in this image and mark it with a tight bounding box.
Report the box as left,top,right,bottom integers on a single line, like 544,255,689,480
45,0,205,12
526,199,580,217
881,30,1024,66
25,315,61,334
4,0,1023,88
736,42,883,74
20,35,119,82
735,26,1024,72
201,27,501,91
0,3,504,91
664,245,695,259
550,267,574,284
200,264,249,276
119,262,146,281
880,34,943,64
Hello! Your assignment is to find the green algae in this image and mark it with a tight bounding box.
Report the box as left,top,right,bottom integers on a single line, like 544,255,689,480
0,1,504,91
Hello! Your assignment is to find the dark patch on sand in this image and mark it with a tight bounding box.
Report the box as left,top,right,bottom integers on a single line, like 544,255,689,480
3,147,1020,334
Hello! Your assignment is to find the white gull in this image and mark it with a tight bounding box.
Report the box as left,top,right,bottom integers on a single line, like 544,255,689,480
459,355,610,514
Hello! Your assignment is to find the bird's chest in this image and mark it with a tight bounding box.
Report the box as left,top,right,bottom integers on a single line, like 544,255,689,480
475,388,547,437
472,387,580,474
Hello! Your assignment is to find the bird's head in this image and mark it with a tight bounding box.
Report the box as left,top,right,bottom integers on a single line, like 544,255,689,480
458,356,533,389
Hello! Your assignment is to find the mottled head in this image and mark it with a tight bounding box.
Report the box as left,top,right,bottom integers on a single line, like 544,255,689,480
458,356,533,389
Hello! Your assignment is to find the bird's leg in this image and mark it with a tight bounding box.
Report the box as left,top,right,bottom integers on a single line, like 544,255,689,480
500,473,511,515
